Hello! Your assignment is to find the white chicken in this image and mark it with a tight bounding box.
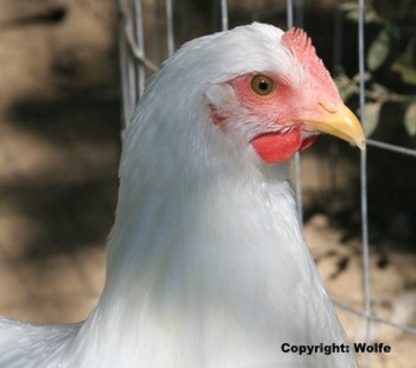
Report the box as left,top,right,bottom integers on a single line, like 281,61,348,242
0,23,365,367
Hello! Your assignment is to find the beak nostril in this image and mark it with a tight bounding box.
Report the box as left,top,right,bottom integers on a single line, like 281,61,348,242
318,102,337,114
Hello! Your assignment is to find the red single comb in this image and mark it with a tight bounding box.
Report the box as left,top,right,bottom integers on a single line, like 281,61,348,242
282,27,323,70
282,27,339,102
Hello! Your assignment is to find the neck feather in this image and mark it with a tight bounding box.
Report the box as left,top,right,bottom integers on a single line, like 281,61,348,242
72,82,349,367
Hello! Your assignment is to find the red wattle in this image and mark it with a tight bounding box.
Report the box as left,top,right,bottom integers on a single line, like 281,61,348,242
251,128,302,163
251,128,318,163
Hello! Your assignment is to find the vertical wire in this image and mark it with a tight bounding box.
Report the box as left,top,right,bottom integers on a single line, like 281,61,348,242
166,0,175,56
133,0,146,99
286,0,294,29
287,0,303,223
358,0,372,365
328,2,343,204
128,1,137,112
154,0,162,65
118,0,131,128
120,0,137,127
221,0,229,31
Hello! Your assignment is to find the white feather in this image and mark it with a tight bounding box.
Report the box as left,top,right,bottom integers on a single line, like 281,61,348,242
0,23,356,367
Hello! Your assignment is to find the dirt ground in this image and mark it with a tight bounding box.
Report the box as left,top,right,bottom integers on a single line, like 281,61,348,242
0,1,414,367
305,215,416,368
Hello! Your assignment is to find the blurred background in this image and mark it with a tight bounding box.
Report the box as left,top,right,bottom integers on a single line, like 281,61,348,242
0,1,414,367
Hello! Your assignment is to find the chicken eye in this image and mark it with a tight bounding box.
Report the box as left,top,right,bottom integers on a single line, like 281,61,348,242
250,75,274,96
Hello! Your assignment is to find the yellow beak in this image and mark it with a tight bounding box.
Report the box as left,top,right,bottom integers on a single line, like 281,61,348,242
301,103,366,150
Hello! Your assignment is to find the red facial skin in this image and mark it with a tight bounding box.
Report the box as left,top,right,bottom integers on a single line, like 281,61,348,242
230,73,319,163
210,28,341,164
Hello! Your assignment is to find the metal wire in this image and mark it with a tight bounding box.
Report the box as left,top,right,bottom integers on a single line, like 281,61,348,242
125,24,159,72
333,299,416,335
119,4,132,127
132,0,146,99
286,0,294,29
119,0,147,128
221,0,228,31
358,2,372,363
166,0,175,56
286,0,303,223
367,139,416,157
119,0,136,126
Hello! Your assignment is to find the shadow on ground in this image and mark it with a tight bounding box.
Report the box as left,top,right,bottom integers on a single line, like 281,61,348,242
1,94,121,259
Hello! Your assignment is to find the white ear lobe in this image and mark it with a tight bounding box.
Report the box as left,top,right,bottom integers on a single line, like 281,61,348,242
205,84,237,111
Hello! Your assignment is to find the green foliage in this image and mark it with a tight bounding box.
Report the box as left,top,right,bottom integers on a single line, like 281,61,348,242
404,103,416,136
392,37,416,85
337,0,416,138
367,29,391,71
363,102,382,137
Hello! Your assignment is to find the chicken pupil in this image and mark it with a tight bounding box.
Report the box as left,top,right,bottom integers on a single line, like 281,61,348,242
258,80,269,90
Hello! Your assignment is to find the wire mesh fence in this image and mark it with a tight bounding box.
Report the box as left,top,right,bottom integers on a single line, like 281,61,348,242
118,0,416,365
